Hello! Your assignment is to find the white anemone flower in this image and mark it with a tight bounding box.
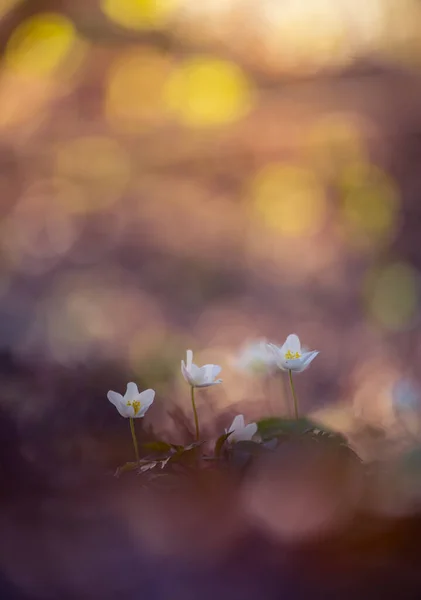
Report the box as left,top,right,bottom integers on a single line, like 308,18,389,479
234,340,277,375
268,334,318,372
181,349,222,388
226,414,258,443
107,382,155,418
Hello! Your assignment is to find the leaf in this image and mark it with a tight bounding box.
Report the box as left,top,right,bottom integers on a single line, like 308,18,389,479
139,461,158,473
257,416,349,447
170,442,203,466
142,441,173,453
307,427,348,446
114,461,139,477
257,417,319,439
214,431,232,457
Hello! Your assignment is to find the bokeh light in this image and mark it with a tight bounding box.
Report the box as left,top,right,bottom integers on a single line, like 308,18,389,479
250,163,327,237
100,0,179,30
5,13,86,79
364,262,420,331
338,164,401,250
105,48,172,132
164,56,254,127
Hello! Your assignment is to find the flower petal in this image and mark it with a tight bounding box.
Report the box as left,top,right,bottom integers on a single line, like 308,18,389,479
108,391,132,418
301,351,319,370
123,404,135,418
186,349,193,370
229,414,245,432
283,358,305,372
283,334,301,354
267,343,284,364
243,422,258,438
137,389,155,417
107,390,123,408
202,364,215,385
125,382,139,402
181,361,195,385
200,364,221,384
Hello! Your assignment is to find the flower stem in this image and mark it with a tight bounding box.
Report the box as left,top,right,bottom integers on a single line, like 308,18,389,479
191,386,200,441
129,417,140,463
288,370,299,420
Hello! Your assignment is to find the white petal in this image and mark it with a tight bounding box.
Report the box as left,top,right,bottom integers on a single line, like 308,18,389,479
195,379,222,388
235,422,258,441
243,422,258,438
186,349,193,370
229,414,245,432
108,391,131,417
107,390,123,408
283,358,305,372
189,363,202,386
200,364,221,384
284,334,301,353
202,364,215,384
124,404,135,418
268,346,288,370
181,361,195,385
301,351,319,370
124,382,139,402
137,389,155,417
230,420,258,442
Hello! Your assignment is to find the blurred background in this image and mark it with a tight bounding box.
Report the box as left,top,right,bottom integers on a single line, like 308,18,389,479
4,2,421,599
2,0,421,465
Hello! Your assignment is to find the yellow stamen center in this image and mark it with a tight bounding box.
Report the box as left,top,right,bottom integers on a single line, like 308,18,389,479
285,350,301,360
127,400,141,415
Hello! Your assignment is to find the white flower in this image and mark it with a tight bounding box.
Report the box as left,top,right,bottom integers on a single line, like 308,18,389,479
234,340,277,375
268,334,318,372
107,382,155,418
226,414,258,443
181,349,222,388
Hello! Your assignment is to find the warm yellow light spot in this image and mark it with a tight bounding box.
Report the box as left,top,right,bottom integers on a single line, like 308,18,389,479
339,164,400,249
105,48,172,132
164,57,253,127
127,400,141,415
5,13,84,78
364,262,419,331
285,350,301,360
251,164,326,237
55,136,131,213
101,0,178,30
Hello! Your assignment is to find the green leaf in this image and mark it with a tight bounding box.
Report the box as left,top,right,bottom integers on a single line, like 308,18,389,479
114,461,139,477
307,427,349,446
257,416,349,446
142,441,174,453
257,417,319,439
214,431,232,457
170,442,203,466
